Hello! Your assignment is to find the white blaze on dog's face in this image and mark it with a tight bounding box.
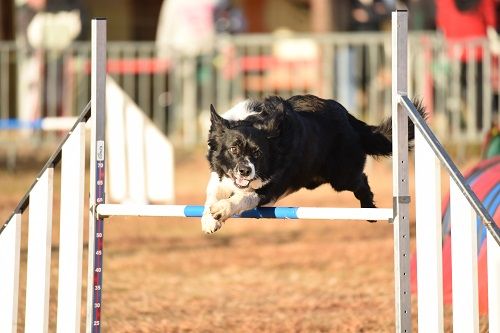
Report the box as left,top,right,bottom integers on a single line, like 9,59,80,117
207,104,276,191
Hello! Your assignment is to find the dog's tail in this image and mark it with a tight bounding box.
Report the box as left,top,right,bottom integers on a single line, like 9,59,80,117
348,99,427,157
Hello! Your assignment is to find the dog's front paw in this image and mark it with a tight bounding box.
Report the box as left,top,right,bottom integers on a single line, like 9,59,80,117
210,199,233,222
201,213,222,234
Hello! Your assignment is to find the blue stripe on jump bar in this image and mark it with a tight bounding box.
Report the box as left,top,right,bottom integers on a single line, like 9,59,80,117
0,119,43,130
240,207,299,219
182,205,299,219
184,205,204,217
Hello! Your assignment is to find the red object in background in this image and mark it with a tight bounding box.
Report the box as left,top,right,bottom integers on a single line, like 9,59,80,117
436,0,496,40
436,0,496,60
73,58,172,75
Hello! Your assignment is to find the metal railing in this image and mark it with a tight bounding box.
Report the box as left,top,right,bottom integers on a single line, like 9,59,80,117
0,31,499,149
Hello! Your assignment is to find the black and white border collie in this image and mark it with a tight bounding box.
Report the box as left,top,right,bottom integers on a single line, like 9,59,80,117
202,95,425,233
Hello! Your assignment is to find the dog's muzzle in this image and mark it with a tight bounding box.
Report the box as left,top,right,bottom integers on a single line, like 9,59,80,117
233,162,255,188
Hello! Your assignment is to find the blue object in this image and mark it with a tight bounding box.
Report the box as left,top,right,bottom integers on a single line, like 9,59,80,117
0,119,43,130
182,205,300,219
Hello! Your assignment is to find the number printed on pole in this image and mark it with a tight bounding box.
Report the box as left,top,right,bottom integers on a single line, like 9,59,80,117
97,140,105,161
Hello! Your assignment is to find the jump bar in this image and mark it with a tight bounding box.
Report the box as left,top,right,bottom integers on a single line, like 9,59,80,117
96,204,394,221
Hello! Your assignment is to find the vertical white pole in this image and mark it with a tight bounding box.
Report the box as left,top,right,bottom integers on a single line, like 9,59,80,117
56,123,86,333
392,10,412,333
24,168,54,333
0,214,22,333
450,179,479,333
125,105,147,203
487,231,500,332
105,79,127,202
87,18,106,333
415,131,443,332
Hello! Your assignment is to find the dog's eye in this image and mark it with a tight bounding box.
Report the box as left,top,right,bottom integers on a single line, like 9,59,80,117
229,146,238,154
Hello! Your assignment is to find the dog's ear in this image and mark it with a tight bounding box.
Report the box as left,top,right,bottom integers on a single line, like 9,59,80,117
210,104,228,130
253,101,285,138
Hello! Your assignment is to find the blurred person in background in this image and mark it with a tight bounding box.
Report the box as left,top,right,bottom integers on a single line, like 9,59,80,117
407,0,436,30
336,0,394,115
155,0,245,145
155,0,219,145
16,0,45,128
350,0,393,31
16,0,87,120
155,0,245,61
435,0,497,129
156,0,220,60
214,0,246,34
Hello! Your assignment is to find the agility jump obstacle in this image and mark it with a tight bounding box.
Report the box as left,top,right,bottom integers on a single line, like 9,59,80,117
0,11,499,333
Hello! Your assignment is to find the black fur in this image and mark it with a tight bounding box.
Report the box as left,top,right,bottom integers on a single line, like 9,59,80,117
207,94,426,212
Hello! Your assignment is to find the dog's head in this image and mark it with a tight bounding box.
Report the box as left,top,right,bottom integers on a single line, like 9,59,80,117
207,101,285,190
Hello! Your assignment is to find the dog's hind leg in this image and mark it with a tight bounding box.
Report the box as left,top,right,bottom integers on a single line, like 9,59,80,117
353,173,376,209
352,173,378,223
330,173,377,222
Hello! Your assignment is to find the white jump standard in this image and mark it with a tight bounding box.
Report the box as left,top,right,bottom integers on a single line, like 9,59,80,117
0,11,499,333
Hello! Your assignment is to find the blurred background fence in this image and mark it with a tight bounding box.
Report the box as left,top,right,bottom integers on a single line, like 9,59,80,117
0,31,499,149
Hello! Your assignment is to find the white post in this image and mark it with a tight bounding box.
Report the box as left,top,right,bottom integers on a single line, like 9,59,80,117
24,168,54,333
125,102,147,203
450,179,479,333
392,10,412,333
415,130,443,332
0,214,22,333
56,123,86,333
415,131,443,332
487,231,500,332
86,18,107,333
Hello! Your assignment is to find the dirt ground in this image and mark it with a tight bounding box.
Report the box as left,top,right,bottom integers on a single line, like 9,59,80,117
0,150,487,332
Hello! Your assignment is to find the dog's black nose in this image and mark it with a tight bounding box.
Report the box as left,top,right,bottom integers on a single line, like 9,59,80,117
237,164,252,177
